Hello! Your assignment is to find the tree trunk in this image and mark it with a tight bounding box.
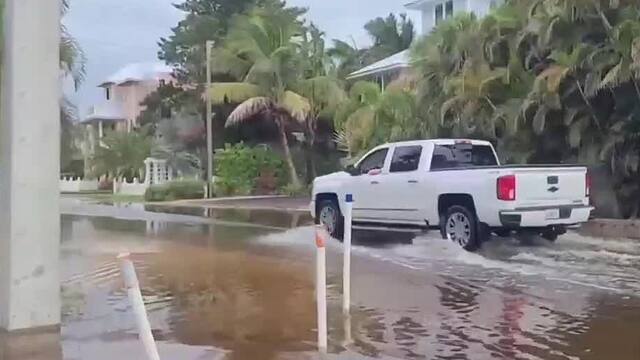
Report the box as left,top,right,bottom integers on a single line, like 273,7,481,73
576,80,602,130
277,118,301,188
304,117,318,184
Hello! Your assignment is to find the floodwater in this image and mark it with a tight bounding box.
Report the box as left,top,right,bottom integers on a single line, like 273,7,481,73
48,198,640,359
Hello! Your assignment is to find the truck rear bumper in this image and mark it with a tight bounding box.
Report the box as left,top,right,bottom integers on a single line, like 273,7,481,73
499,205,593,228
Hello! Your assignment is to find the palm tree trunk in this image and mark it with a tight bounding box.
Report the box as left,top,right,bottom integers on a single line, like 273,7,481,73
576,80,602,130
277,118,301,188
304,117,318,184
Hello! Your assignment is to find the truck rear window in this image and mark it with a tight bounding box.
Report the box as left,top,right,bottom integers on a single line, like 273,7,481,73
430,144,498,170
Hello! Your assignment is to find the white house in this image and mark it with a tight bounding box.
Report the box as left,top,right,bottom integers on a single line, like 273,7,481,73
348,0,501,81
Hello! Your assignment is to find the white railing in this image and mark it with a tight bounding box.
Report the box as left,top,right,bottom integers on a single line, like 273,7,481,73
60,177,99,193
113,178,148,196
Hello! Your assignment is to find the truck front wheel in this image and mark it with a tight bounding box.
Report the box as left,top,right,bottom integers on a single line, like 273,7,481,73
316,199,344,239
443,205,480,252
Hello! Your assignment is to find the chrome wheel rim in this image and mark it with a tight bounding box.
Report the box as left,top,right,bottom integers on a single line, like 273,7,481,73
319,205,337,234
446,212,471,247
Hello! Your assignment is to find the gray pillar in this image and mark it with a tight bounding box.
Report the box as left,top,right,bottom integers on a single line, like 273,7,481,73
0,0,62,331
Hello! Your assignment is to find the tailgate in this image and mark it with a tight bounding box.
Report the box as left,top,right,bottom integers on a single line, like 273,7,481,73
514,167,587,206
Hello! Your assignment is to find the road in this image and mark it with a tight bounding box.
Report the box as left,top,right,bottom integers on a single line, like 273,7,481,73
55,197,640,359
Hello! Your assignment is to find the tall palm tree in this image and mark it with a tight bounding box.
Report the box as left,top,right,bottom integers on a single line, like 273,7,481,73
208,3,309,187
60,0,87,171
296,23,346,181
327,39,366,80
364,13,415,63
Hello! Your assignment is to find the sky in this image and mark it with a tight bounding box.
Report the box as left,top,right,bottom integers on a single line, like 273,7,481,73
64,0,421,117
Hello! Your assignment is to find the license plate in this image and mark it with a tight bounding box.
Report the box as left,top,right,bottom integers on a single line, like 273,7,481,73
545,209,560,220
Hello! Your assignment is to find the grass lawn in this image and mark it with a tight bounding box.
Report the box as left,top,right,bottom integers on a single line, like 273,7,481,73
73,192,145,203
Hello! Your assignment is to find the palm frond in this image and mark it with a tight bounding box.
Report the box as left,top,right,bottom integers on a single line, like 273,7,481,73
208,82,262,104
226,97,273,127
280,91,310,124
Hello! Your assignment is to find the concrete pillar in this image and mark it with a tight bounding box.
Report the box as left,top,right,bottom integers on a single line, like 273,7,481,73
98,120,104,139
0,0,62,331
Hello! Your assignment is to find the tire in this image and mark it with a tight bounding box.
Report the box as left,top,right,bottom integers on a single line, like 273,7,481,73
316,199,344,239
442,205,480,252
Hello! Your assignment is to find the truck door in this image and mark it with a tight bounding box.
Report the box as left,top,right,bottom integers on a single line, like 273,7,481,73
379,145,425,223
351,147,389,221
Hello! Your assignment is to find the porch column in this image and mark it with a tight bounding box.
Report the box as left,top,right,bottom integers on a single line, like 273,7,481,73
0,0,62,330
98,120,104,139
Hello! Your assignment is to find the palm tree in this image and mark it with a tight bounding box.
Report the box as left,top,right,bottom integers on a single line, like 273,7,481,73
295,23,346,181
364,13,415,63
334,81,421,157
207,3,309,187
327,39,366,79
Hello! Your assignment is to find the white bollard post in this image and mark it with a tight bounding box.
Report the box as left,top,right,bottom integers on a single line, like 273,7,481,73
315,226,328,353
117,253,161,360
342,194,354,315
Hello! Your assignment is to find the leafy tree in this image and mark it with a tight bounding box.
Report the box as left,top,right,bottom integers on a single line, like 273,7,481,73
207,3,308,187
158,0,265,83
91,129,152,180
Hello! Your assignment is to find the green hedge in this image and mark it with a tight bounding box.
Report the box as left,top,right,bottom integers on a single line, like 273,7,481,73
215,143,287,196
144,180,205,202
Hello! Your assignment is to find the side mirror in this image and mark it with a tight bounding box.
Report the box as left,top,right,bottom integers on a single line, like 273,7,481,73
345,164,359,176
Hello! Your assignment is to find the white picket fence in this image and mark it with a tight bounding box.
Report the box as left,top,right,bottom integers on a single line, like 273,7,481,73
59,177,99,193
113,178,148,196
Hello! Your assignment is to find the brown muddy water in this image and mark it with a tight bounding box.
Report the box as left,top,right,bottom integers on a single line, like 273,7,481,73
33,199,640,359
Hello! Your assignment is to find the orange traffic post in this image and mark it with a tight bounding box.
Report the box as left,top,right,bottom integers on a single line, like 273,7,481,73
315,225,328,353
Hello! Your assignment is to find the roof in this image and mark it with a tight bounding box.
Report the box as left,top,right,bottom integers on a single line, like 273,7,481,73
347,50,411,79
99,62,173,87
80,101,126,124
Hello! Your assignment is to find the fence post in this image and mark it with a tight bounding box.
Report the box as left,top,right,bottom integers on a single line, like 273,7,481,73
342,193,353,315
117,253,161,360
315,225,328,353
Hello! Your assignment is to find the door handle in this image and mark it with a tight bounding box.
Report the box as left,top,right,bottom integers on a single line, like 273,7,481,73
371,181,379,185
408,180,419,184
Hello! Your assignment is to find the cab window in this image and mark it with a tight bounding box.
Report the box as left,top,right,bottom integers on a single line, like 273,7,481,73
357,148,388,174
390,146,422,173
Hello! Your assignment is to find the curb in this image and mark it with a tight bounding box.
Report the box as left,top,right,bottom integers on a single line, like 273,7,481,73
580,218,640,240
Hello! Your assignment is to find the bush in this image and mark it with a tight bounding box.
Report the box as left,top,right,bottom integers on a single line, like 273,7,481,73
144,180,205,202
215,143,287,196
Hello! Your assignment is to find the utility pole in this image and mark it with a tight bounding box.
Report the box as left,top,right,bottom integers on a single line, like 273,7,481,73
205,40,214,198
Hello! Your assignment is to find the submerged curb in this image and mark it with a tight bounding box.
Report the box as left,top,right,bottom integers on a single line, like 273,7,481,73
580,218,640,240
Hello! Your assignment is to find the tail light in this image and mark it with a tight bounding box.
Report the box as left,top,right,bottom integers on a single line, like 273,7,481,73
497,175,516,201
585,171,591,198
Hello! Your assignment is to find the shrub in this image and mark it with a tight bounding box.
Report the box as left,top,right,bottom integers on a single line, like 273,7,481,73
144,180,205,202
215,143,287,196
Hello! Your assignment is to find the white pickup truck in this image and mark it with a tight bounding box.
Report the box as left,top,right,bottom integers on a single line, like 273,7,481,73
310,139,593,251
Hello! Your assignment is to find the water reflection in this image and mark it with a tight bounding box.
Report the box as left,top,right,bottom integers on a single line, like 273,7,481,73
57,205,640,360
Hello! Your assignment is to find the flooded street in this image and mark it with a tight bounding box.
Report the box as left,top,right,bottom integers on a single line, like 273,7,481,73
57,197,640,360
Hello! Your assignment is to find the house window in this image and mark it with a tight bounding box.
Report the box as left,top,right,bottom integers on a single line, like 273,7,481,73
436,1,454,25
435,3,444,25
445,1,454,18
105,88,110,100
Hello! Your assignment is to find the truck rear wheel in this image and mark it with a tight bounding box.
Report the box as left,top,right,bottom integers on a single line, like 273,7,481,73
316,199,344,239
443,205,480,252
